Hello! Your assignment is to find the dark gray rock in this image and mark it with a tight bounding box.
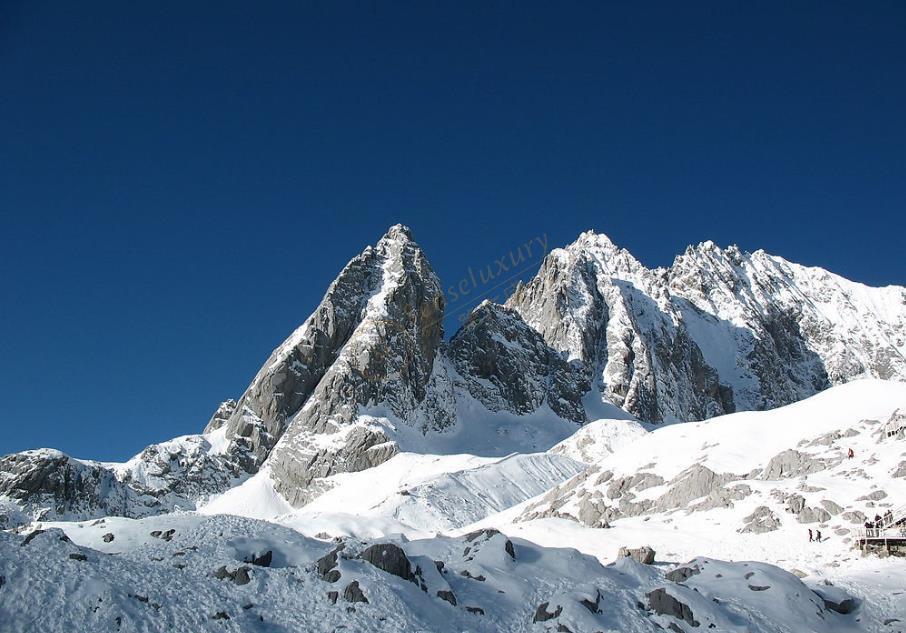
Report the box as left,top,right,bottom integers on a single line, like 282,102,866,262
245,550,272,567
343,580,368,604
436,590,457,606
647,588,699,627
213,566,251,585
102,533,115,543
533,602,562,623
359,543,414,581
666,565,701,583
316,544,345,583
448,303,588,423
20,530,45,546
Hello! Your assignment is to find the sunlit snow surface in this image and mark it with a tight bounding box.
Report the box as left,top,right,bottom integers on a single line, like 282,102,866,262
3,379,906,632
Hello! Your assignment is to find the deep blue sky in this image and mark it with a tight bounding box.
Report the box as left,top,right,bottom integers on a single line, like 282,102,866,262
2,2,904,460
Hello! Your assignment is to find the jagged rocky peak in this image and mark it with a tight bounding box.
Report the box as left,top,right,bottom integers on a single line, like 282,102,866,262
251,225,454,505
448,301,588,423
509,230,906,423
219,224,445,469
508,232,730,422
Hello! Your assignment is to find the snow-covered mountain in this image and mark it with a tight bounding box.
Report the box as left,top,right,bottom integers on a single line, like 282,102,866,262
509,231,906,422
3,225,905,524
2,225,905,633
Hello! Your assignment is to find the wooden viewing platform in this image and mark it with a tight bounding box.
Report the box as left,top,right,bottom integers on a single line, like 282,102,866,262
856,503,906,556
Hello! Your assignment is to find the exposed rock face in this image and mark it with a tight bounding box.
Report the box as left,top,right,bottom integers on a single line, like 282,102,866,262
508,231,906,422
219,225,590,507
447,303,588,423
203,400,237,433
0,437,250,527
222,225,448,475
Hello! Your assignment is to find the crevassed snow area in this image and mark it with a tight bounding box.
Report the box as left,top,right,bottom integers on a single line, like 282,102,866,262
200,451,585,538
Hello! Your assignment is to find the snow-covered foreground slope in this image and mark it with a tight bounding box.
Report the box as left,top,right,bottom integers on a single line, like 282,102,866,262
4,380,905,632
0,514,867,633
463,378,906,630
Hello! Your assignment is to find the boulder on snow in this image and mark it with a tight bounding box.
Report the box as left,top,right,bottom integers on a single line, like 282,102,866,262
359,543,414,581
436,590,457,606
617,545,656,564
462,528,517,559
740,505,782,533
665,565,701,583
213,565,251,585
647,588,699,627
762,449,828,480
343,580,368,603
245,550,273,567
533,602,563,623
316,544,345,583
813,586,858,614
102,533,115,543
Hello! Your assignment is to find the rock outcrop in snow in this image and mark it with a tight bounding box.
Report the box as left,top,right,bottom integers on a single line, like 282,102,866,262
517,380,906,540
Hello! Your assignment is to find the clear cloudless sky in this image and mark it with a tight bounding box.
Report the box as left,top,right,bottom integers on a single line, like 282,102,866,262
1,1,904,460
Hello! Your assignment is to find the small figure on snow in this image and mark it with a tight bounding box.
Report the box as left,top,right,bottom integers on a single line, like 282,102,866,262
815,530,822,543
847,447,854,459
808,528,813,542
